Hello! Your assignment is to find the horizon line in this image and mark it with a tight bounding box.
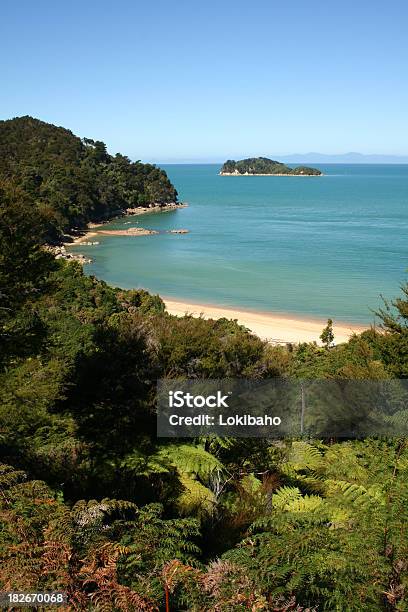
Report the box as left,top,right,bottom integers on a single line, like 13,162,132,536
144,152,408,165
147,159,408,165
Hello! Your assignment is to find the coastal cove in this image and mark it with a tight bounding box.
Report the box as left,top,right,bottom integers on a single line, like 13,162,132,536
75,163,408,327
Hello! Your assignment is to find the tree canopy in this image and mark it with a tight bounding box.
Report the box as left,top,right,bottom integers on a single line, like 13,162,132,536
0,116,178,239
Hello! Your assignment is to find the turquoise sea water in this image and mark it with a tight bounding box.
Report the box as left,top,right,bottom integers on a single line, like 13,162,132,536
77,164,408,323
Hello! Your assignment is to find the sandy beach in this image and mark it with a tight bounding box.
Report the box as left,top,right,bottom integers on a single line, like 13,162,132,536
164,299,368,345
65,231,99,245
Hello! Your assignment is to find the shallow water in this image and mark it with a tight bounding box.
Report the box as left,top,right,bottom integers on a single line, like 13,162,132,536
78,164,408,323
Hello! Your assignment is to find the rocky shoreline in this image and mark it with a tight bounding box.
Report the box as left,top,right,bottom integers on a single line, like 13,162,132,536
95,227,190,237
125,202,188,215
97,227,159,236
45,245,93,264
67,202,188,243
51,202,189,263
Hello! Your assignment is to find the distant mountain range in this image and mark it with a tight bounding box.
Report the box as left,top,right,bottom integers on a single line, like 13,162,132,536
277,152,408,164
152,153,408,164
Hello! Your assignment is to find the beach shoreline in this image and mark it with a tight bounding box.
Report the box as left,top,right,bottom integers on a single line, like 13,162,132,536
65,202,188,245
65,231,99,245
164,297,368,345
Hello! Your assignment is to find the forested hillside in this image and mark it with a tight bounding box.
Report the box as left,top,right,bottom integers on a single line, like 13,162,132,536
1,136,408,609
220,157,322,175
0,116,177,239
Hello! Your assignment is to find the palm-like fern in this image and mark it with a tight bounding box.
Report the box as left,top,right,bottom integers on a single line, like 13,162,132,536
154,444,226,517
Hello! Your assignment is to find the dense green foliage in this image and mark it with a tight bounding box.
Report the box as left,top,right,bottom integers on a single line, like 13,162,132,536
1,131,407,609
220,157,322,175
0,117,178,239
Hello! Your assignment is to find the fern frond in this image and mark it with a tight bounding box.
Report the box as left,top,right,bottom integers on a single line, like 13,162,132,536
287,442,324,471
285,494,325,514
157,444,225,479
177,473,216,517
325,479,384,506
272,486,302,510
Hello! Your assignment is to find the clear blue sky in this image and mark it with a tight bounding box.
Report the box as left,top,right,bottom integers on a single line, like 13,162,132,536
1,0,407,162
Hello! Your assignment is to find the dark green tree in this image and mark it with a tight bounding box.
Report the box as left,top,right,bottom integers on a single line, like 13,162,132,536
320,318,334,349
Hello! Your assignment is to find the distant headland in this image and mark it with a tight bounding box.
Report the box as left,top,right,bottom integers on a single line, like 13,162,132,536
220,157,322,176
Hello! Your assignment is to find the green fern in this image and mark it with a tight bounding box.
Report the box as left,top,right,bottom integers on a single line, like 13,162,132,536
177,473,216,517
156,444,225,479
271,485,302,510
152,444,226,518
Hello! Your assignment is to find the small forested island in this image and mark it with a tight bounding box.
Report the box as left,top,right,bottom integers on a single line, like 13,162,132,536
220,157,322,176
